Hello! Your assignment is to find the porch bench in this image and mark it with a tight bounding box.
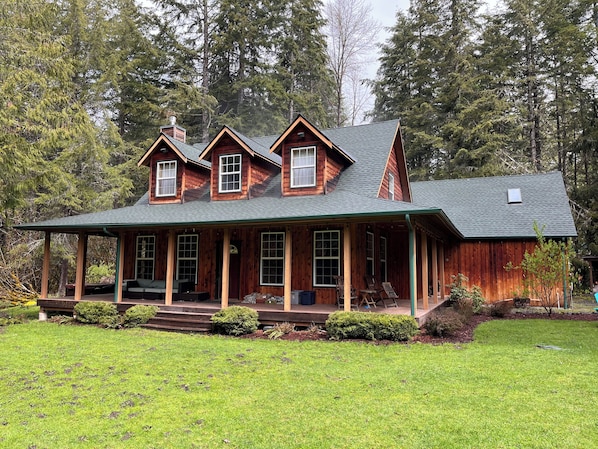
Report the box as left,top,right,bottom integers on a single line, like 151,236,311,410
123,279,194,300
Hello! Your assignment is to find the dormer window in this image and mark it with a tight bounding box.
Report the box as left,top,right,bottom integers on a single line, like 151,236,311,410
156,161,177,197
219,154,242,193
291,146,316,188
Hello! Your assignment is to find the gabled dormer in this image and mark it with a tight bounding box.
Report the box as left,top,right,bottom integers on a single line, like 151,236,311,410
198,126,281,201
377,122,411,202
139,118,211,205
270,115,355,197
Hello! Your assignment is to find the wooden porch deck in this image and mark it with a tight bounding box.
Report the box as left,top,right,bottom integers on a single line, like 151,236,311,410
38,295,447,332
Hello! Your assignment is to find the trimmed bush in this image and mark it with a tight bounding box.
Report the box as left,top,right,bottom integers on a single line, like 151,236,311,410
122,305,159,328
211,306,259,336
325,311,419,341
423,309,465,337
74,301,118,325
490,300,513,317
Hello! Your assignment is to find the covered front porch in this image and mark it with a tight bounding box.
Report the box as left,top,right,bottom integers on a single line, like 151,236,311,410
37,293,448,330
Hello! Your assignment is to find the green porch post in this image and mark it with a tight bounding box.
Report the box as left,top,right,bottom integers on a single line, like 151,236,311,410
406,214,416,317
113,236,121,302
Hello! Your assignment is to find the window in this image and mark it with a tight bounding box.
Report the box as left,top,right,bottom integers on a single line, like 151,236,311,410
388,173,395,200
313,230,340,286
366,231,375,276
177,234,198,284
260,232,285,285
291,146,316,188
156,161,177,197
219,154,242,193
135,235,155,280
380,236,388,282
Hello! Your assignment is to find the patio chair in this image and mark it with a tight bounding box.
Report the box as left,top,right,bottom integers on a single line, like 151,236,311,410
363,275,384,307
380,282,400,308
334,275,358,310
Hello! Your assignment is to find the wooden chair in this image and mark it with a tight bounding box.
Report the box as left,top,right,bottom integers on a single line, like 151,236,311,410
380,282,400,308
334,275,358,310
363,275,384,308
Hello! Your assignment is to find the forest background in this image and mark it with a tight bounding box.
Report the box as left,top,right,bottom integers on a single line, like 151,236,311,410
1,0,596,294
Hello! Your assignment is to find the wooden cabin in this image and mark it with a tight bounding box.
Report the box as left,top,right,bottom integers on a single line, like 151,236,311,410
18,116,577,315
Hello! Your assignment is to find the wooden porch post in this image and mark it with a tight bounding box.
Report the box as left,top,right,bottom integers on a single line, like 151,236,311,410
115,233,125,303
406,215,417,316
421,232,429,310
74,232,87,301
165,229,176,305
439,244,446,299
431,238,439,304
343,224,352,312
40,232,51,299
283,227,292,312
221,228,230,308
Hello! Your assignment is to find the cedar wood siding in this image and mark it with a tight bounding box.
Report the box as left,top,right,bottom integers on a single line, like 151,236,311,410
378,132,410,201
122,224,409,305
444,239,538,301
280,123,346,197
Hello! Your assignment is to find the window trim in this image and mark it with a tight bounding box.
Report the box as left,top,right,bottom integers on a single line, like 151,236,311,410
176,234,199,283
156,160,177,197
388,172,395,200
366,231,375,277
219,154,242,193
313,230,340,287
260,232,285,286
135,235,155,280
380,236,388,282
290,146,316,188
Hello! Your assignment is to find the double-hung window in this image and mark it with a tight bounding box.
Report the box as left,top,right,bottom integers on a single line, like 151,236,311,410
177,234,198,284
219,154,242,192
366,232,375,276
313,230,340,287
260,232,285,285
291,146,316,188
156,161,177,197
135,235,155,280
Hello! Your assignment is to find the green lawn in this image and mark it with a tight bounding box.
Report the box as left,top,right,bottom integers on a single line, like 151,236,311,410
1,319,597,448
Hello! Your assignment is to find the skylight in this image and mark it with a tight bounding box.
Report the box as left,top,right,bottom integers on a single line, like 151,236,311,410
507,188,522,204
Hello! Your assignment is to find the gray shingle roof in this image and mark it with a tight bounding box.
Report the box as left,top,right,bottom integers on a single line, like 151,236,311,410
411,172,577,239
163,135,210,169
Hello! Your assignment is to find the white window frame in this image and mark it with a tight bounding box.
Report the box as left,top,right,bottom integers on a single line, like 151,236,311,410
380,236,388,282
291,146,316,188
156,161,177,197
135,235,155,280
313,230,340,287
388,172,395,200
176,234,199,284
260,232,285,286
366,231,375,277
219,154,242,193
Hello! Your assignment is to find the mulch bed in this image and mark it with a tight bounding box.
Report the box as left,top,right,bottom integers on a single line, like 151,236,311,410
241,312,598,345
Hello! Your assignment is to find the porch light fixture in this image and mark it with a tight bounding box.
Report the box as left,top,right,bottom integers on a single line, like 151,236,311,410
297,131,305,139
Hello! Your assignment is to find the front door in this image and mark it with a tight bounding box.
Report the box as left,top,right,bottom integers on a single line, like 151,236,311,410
215,240,241,301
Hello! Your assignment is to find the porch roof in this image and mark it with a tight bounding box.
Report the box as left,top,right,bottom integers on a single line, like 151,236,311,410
411,171,577,239
16,187,459,235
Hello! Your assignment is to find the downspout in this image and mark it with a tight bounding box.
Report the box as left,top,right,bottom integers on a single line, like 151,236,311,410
405,214,416,317
103,228,120,303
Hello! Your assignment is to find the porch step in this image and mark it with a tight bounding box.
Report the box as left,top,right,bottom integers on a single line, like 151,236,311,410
142,310,214,333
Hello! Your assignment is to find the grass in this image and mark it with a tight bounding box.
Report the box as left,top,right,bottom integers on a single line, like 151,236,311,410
0,318,597,448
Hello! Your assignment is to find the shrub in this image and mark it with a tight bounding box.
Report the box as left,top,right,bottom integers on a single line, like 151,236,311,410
325,311,419,341
423,309,465,337
211,306,259,336
448,274,485,313
74,301,118,325
490,300,513,318
453,297,474,321
122,305,159,328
